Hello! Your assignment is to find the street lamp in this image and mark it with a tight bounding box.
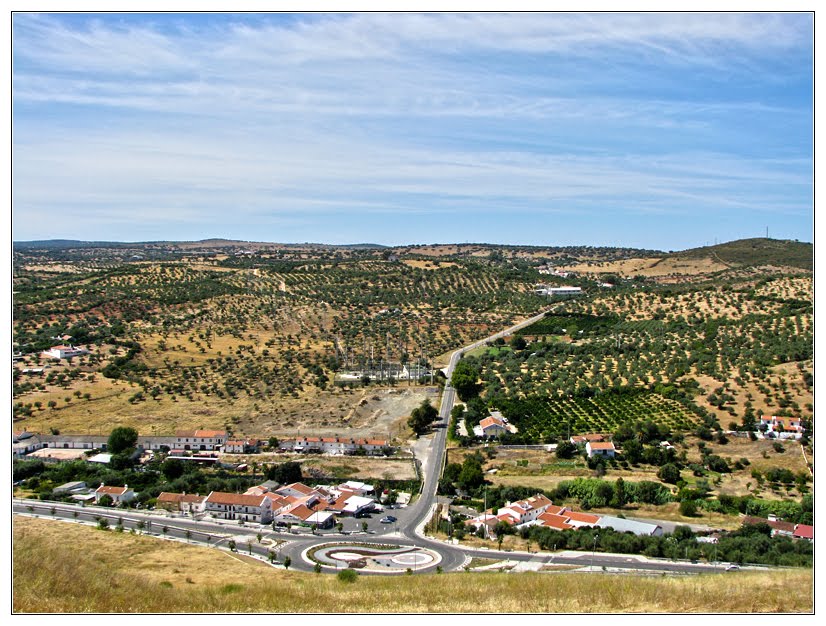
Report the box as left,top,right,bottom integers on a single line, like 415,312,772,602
591,534,599,571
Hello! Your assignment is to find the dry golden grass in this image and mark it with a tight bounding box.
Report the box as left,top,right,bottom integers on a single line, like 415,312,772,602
558,256,730,278
13,516,812,613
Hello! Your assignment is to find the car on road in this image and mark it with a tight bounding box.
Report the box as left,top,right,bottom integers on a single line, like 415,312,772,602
379,515,397,524
725,564,740,571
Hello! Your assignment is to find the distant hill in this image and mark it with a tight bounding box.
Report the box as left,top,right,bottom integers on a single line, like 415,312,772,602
13,239,388,251
671,238,812,271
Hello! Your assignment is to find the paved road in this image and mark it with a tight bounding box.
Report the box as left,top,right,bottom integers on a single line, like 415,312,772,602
14,499,735,576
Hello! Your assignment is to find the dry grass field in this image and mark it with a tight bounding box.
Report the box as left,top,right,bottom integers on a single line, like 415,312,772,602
13,516,813,613
558,256,731,279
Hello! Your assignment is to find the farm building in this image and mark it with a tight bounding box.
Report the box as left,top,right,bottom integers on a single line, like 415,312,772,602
586,441,616,458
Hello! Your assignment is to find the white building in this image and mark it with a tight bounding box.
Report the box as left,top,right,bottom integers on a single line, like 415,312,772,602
42,345,89,360
94,484,135,505
205,491,272,524
174,429,227,451
586,441,616,458
156,492,207,514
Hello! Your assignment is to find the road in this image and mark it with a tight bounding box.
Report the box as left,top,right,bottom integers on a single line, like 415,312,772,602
11,307,747,576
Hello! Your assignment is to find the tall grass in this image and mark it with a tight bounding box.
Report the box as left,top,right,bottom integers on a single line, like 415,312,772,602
13,517,812,613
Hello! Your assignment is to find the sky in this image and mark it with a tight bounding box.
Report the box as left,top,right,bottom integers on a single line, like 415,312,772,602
10,11,814,250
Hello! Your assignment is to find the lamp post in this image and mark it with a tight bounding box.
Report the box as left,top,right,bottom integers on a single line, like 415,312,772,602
591,534,599,571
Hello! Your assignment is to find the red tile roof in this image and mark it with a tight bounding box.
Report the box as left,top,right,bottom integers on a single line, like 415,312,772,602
588,441,615,450
480,416,506,430
564,511,601,524
206,492,268,507
793,524,814,540
96,485,129,495
282,482,316,495
538,512,574,530
157,492,205,504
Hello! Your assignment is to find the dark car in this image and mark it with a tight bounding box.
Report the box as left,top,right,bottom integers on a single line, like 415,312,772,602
380,515,397,523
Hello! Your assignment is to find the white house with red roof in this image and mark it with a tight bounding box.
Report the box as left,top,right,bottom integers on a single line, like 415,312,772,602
759,415,803,439
175,429,227,451
586,441,616,458
156,492,207,514
496,494,554,525
94,483,135,505
473,411,517,438
204,491,272,523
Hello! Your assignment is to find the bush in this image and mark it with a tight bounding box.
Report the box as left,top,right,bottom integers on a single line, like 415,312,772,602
337,569,358,583
679,499,698,517
657,463,681,484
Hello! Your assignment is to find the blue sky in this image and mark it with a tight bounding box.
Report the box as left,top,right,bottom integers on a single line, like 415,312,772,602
11,12,813,250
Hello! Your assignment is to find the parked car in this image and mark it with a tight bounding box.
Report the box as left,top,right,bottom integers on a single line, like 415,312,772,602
380,515,397,524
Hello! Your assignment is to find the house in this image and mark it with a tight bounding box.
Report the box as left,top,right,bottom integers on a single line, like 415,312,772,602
743,515,813,541
205,491,272,524
474,411,516,438
156,492,207,514
477,415,508,438
223,438,261,454
41,345,89,360
94,484,135,505
536,286,583,298
174,429,227,451
282,436,390,456
495,494,554,526
586,441,616,458
759,415,803,438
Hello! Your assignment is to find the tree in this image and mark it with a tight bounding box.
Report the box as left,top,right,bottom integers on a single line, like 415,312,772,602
457,454,485,490
408,399,439,436
162,457,185,480
511,336,527,350
266,461,302,484
612,477,627,508
283,556,291,570
98,494,114,507
451,360,481,401
658,463,681,484
107,426,138,455
556,441,577,459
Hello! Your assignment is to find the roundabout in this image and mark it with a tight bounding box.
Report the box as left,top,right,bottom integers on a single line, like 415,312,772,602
305,542,441,574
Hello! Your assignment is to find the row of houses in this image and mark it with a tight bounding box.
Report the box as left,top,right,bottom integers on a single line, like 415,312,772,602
467,493,663,537
156,480,379,527
742,514,814,542
278,437,390,456
13,429,392,459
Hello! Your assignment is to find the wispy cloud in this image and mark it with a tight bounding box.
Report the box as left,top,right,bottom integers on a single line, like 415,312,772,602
11,12,813,246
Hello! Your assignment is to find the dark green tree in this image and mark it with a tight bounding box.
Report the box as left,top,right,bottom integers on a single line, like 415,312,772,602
107,427,138,455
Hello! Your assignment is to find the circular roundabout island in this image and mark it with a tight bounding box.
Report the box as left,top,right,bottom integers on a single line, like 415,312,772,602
305,542,442,574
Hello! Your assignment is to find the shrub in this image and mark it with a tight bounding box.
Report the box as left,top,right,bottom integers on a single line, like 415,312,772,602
337,568,358,583
679,499,698,516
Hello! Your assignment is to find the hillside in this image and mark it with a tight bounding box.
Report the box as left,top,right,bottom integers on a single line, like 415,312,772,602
12,516,813,613
670,238,812,271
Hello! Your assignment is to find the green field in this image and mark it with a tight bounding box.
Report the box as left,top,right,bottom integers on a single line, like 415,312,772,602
497,391,700,442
